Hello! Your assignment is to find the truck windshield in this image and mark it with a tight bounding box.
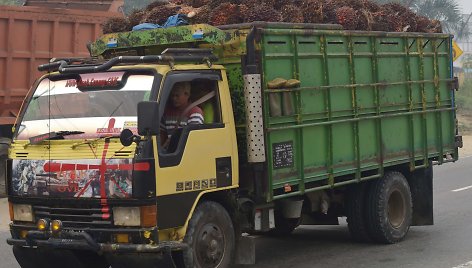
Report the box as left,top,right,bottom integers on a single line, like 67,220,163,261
15,72,154,140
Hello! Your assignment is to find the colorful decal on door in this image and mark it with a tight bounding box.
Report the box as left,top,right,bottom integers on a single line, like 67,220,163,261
10,158,149,198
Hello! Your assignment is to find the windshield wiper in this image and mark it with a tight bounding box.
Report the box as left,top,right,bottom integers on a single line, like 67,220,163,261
25,130,84,147
71,134,120,150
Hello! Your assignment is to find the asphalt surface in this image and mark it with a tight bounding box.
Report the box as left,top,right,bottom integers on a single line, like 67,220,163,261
1,157,472,268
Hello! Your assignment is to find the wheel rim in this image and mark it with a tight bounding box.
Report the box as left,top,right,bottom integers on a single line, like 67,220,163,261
388,189,406,228
195,223,225,267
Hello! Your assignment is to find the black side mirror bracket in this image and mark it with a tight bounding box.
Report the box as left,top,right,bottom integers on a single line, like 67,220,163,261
119,129,141,147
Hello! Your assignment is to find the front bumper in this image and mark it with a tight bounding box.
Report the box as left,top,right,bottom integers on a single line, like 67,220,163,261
7,228,187,254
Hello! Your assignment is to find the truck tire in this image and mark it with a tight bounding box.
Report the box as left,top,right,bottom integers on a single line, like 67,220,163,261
183,201,235,268
346,183,371,242
366,171,412,244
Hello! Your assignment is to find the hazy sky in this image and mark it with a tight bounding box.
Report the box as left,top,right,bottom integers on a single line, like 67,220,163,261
457,0,472,14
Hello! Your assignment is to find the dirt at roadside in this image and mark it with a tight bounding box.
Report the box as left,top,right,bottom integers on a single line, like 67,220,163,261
460,135,472,157
0,198,9,231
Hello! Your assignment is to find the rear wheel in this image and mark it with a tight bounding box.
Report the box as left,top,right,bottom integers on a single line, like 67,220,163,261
366,171,412,244
346,183,371,242
183,201,235,268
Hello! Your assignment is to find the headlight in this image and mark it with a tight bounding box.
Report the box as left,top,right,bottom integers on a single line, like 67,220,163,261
113,207,140,226
12,204,34,222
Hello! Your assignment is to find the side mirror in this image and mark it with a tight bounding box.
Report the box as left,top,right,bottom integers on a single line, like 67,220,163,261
120,129,140,147
137,101,160,136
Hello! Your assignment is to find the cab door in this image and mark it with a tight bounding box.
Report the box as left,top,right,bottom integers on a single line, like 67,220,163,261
154,69,238,230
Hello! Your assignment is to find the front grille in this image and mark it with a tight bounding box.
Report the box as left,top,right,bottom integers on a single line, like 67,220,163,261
33,204,113,228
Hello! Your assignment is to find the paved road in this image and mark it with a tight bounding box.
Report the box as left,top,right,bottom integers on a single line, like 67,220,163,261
1,157,472,268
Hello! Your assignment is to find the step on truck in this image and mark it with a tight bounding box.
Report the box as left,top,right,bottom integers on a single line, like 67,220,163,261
6,22,461,268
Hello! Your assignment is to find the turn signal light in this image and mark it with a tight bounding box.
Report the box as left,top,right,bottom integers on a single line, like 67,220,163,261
8,202,13,221
140,205,157,228
51,220,62,233
115,234,129,243
37,219,49,231
19,230,28,239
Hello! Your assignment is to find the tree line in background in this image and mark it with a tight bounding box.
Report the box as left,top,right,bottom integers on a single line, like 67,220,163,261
0,0,470,39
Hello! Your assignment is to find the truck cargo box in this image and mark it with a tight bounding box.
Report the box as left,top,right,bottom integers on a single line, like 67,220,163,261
90,22,460,201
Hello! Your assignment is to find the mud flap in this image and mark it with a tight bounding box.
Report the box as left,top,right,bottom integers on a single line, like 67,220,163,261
409,164,434,226
234,235,256,265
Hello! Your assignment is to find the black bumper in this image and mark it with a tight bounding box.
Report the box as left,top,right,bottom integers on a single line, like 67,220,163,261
7,230,187,253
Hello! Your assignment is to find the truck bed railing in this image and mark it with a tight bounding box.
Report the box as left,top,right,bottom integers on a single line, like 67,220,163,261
38,48,217,74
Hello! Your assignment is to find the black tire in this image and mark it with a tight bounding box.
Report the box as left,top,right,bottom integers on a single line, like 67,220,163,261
183,201,235,268
346,183,371,243
366,171,413,244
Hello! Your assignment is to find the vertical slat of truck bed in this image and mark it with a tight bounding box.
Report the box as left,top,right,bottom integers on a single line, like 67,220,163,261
320,35,334,187
291,34,305,194
432,39,444,164
347,36,361,181
418,39,429,165
371,36,384,176
5,16,14,105
404,36,415,170
29,19,37,89
261,33,274,202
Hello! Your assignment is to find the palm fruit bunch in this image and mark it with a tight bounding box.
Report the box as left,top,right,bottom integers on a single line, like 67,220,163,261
324,0,340,23
209,2,243,25
102,17,129,34
189,5,212,24
378,3,404,32
102,0,444,34
127,9,147,29
335,6,359,30
300,0,325,23
243,3,282,23
280,4,305,23
141,4,180,25
382,3,416,32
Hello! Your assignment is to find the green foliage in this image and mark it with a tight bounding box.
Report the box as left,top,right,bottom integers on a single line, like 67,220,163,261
456,78,472,110
456,78,472,133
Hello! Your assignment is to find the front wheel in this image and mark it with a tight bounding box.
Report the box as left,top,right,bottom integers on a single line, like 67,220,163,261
366,171,413,244
183,201,235,268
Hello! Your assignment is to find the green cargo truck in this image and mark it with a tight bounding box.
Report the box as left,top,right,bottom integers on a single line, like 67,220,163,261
7,22,460,267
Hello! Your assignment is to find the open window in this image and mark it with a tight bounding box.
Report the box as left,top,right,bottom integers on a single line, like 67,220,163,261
158,71,224,167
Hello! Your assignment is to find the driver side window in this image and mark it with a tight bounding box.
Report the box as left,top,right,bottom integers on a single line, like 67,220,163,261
159,76,222,159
